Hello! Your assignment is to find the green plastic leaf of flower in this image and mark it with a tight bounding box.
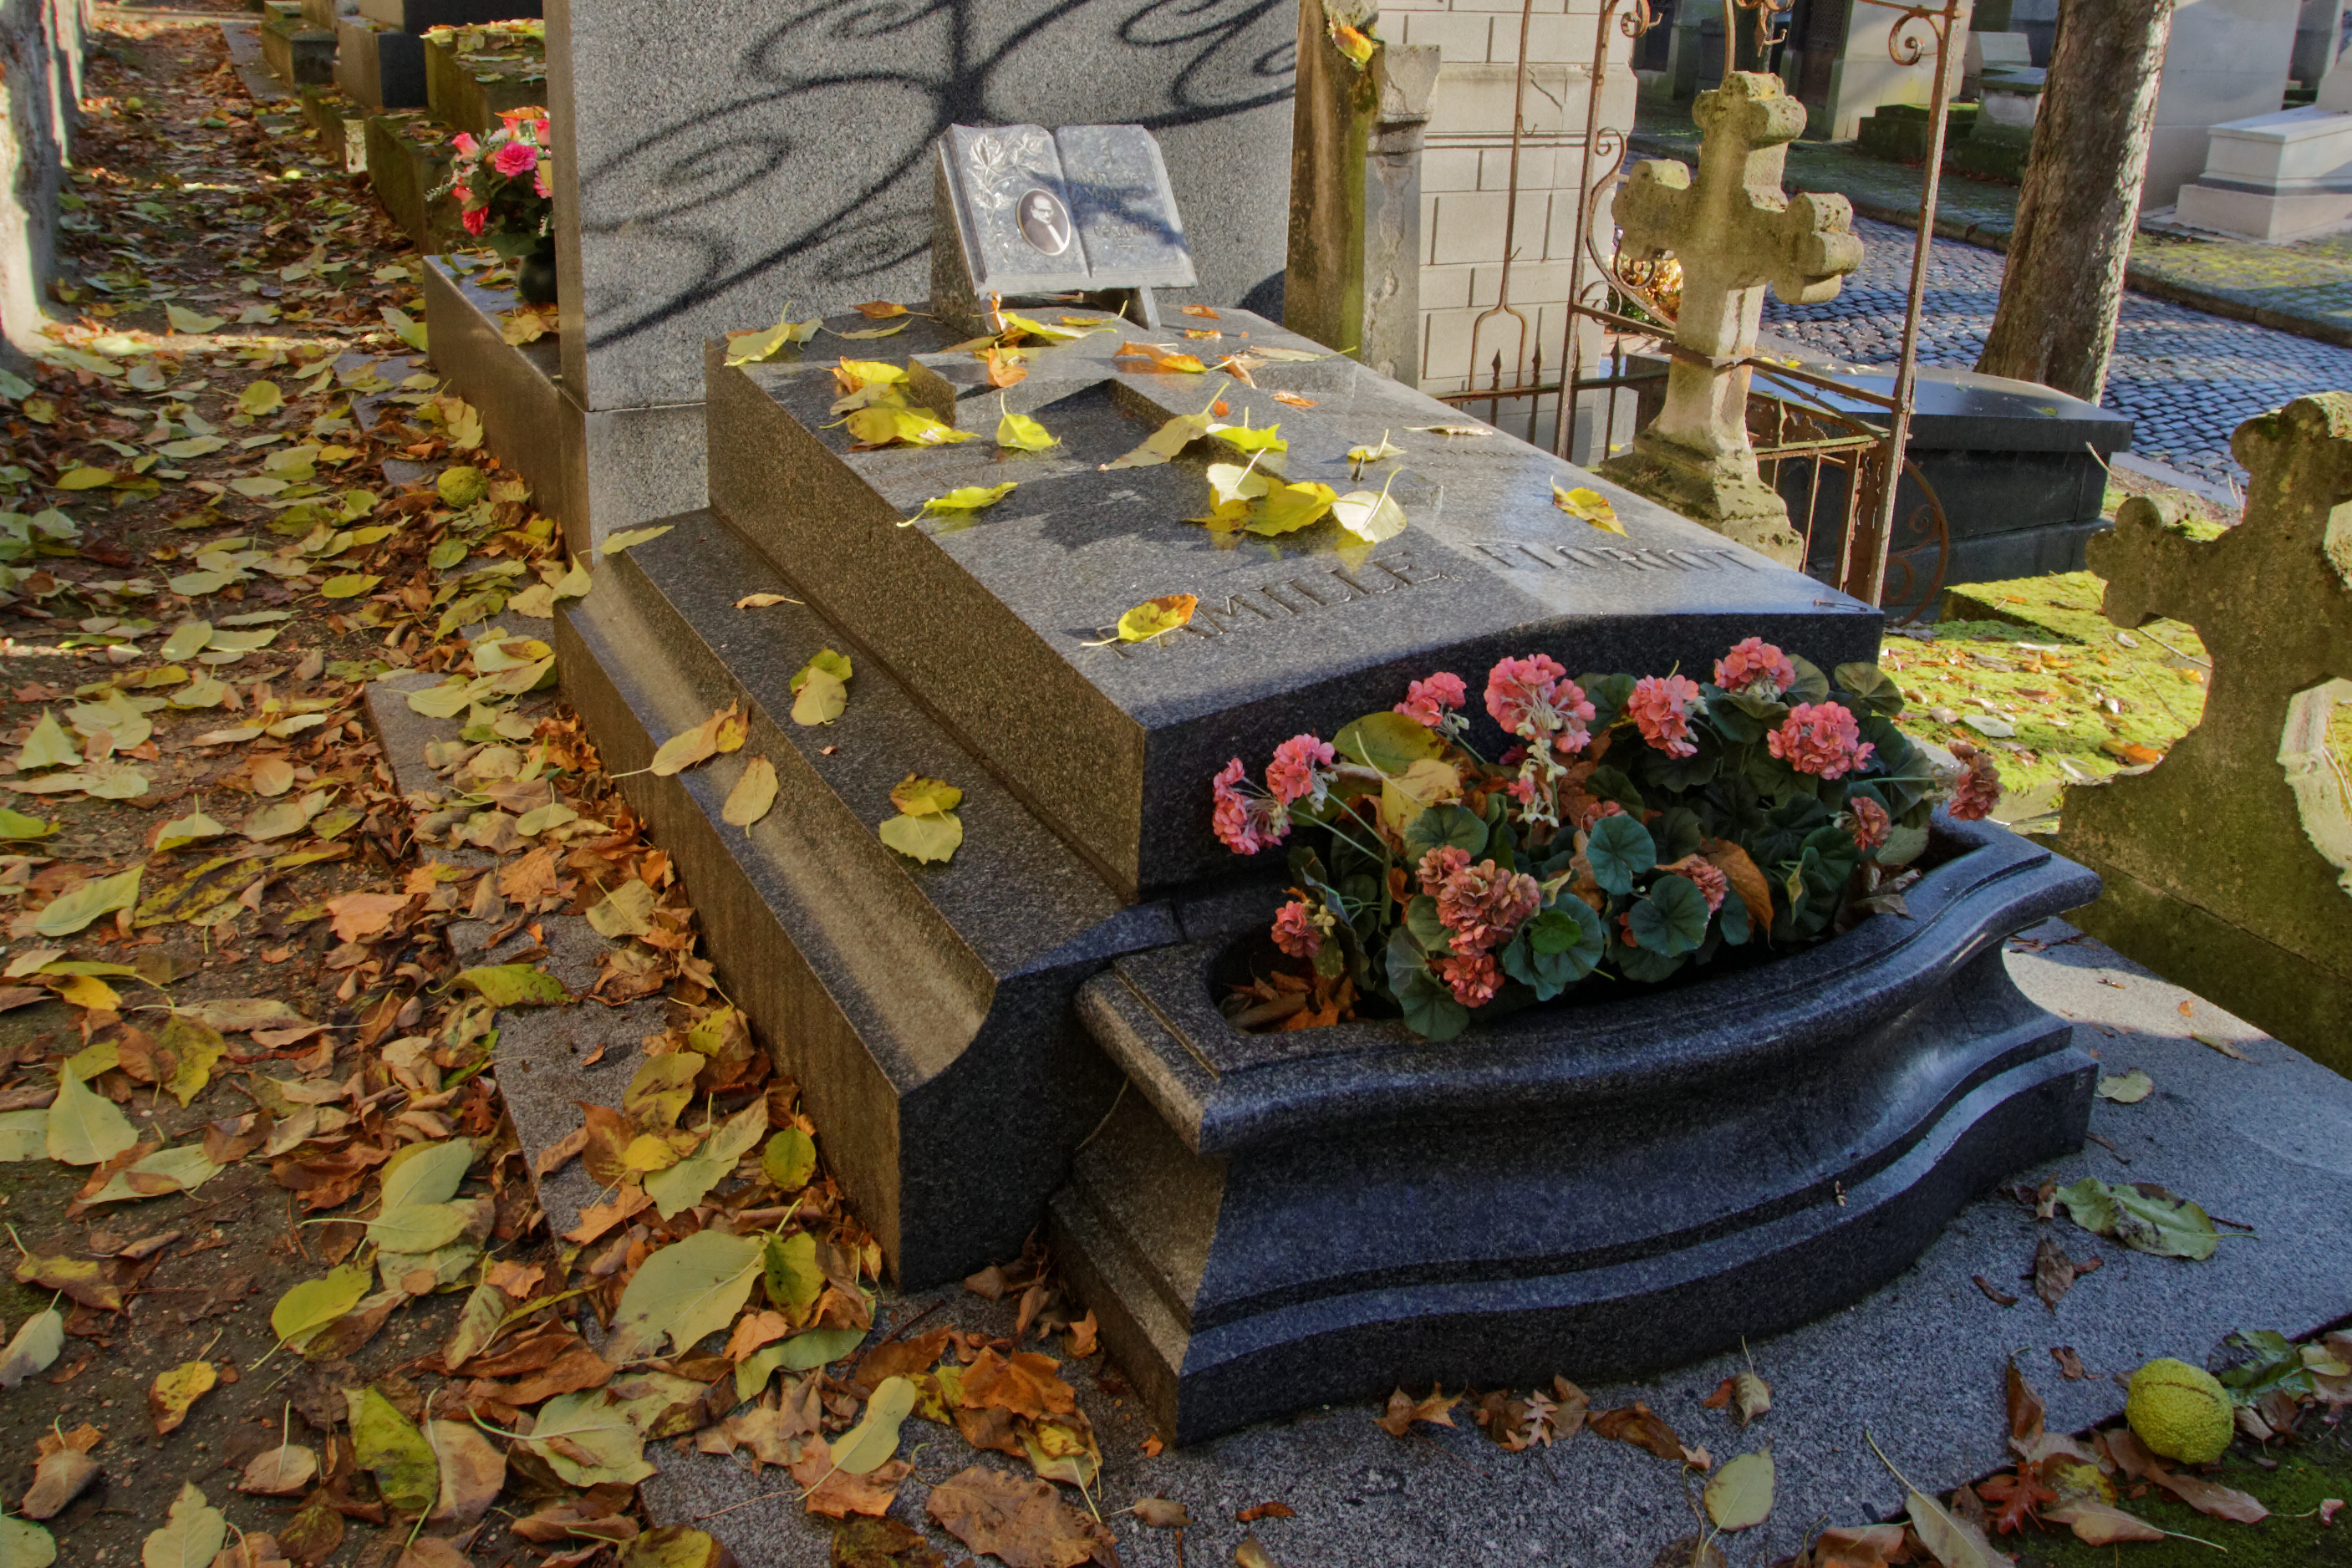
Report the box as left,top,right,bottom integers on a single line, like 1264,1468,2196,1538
15,711,79,771
1402,802,1487,863
140,1482,225,1568
1835,661,1906,718
1629,874,1711,958
914,482,1015,520
608,1229,766,1361
1584,814,1657,899
349,1386,438,1517
879,810,963,864
270,1264,373,1347
45,1067,135,1167
761,1126,817,1191
1387,930,1471,1042
997,408,1059,451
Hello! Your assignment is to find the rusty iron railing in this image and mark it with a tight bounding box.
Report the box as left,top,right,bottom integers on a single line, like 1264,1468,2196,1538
1432,0,1965,619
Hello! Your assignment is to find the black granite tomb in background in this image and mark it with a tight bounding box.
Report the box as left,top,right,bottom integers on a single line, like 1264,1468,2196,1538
1628,339,2134,617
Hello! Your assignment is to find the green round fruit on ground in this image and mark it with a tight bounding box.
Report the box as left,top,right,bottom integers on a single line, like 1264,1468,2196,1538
2125,1357,2234,1464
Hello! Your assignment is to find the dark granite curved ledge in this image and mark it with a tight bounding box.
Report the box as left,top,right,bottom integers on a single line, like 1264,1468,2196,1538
1053,819,2101,1442
1081,812,2101,1154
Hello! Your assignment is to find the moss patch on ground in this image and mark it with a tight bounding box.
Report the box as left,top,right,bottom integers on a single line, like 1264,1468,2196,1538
2015,1426,2352,1566
1888,570,2212,826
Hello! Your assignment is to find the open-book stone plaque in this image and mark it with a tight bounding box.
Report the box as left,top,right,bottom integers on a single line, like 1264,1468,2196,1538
932,123,1199,336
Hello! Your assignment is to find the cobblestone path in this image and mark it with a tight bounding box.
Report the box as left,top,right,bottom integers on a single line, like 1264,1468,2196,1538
1761,216,2352,486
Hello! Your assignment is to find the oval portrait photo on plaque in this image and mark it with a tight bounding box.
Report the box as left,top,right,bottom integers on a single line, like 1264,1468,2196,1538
1017,188,1073,257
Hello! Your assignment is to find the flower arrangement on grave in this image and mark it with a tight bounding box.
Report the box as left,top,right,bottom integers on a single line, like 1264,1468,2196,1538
435,108,557,302
1213,639,2003,1040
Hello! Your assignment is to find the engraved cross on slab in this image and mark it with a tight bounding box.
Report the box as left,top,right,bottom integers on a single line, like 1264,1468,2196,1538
1596,73,1863,565
932,123,1199,337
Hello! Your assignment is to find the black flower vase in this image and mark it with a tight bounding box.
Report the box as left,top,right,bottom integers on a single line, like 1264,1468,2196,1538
517,241,557,307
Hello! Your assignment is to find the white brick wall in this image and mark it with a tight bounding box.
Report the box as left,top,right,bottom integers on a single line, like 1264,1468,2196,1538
1391,0,1641,420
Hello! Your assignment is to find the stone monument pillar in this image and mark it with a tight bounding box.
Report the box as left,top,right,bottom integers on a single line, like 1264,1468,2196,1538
2057,392,2352,1074
1284,0,1440,384
1597,71,1863,565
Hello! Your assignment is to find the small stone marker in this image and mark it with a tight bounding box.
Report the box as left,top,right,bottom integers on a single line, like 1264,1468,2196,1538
931,123,1198,336
1598,71,1863,563
2059,391,2352,1073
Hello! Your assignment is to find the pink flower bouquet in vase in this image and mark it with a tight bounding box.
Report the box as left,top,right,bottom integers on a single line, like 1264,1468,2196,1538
1212,639,2003,1041
435,108,557,303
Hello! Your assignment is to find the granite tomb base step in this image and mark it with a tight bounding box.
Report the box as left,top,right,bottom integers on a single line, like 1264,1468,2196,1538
1051,818,2101,1441
421,255,705,554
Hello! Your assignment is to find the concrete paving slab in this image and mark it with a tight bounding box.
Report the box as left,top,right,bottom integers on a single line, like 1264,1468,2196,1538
218,19,291,103
616,918,2352,1567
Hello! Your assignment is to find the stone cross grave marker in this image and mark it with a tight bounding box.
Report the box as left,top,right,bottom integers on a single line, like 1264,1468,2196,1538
1599,71,1863,565
2058,392,2352,1072
931,123,1199,337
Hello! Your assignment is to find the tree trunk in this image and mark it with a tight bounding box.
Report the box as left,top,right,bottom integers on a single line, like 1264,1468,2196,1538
1973,0,2176,401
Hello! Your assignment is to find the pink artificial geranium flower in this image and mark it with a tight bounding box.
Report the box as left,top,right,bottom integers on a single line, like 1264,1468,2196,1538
461,206,489,237
492,140,540,178
1433,858,1541,955
1265,734,1336,807
1627,673,1703,759
1947,742,2003,822
1395,671,1467,729
1769,701,1875,780
1661,854,1728,913
1714,636,1797,697
1484,654,1595,754
1435,950,1503,1008
1417,844,1472,896
1212,758,1288,855
533,117,552,142
1576,797,1624,832
1849,795,1891,852
452,132,481,158
1271,900,1323,959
